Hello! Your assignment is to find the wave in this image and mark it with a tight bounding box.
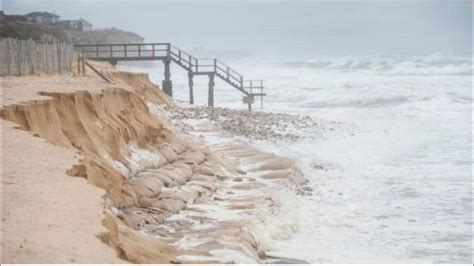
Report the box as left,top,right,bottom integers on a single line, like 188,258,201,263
301,95,438,109
279,53,472,75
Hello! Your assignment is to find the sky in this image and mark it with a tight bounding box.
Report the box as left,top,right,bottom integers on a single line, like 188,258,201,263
3,0,472,58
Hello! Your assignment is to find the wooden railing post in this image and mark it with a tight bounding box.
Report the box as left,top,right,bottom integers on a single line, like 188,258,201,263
214,59,217,72
95,46,98,58
138,45,141,57
124,45,127,57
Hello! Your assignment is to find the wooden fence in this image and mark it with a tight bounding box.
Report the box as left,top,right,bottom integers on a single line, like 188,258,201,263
0,38,74,76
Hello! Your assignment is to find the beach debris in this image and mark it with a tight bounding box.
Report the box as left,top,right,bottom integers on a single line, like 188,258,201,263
169,106,339,142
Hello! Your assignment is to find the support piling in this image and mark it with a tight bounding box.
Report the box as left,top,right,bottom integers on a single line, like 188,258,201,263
188,71,194,104
162,58,172,97
208,73,215,107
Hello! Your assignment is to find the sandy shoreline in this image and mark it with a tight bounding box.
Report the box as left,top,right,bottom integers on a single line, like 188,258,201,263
1,63,313,263
1,72,125,263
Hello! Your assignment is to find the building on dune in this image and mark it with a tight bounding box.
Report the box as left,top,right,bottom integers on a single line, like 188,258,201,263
78,18,93,31
23,11,93,31
55,18,92,31
25,11,60,24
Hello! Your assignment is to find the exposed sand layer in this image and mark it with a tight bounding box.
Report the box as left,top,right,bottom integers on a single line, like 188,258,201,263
1,63,308,263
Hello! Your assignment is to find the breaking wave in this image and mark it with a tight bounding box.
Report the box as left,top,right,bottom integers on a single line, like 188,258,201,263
276,53,472,75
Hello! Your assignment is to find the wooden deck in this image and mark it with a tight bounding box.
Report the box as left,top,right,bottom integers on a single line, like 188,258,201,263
74,43,265,109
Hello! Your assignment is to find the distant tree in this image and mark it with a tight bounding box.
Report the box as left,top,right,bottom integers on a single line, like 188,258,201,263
0,15,70,42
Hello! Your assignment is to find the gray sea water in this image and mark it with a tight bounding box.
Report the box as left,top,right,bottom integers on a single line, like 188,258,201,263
121,53,472,263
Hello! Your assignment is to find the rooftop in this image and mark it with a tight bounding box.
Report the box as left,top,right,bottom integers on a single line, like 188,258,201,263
25,11,59,18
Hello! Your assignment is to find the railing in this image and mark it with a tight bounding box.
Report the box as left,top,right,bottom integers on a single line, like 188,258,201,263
75,43,170,59
215,59,243,87
169,44,195,69
74,42,265,96
168,46,248,91
168,46,245,89
243,80,264,95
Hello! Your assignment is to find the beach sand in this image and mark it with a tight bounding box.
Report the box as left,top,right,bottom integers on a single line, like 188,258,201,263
0,62,310,263
1,73,125,263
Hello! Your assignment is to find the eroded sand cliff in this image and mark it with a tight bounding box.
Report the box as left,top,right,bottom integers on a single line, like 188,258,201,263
1,63,306,263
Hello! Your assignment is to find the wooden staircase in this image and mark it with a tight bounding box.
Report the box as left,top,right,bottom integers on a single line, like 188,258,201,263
74,43,265,110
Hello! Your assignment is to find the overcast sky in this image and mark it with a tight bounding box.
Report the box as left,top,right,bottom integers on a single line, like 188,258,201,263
3,0,472,57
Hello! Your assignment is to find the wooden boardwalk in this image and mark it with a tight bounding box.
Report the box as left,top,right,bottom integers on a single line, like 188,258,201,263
74,43,265,110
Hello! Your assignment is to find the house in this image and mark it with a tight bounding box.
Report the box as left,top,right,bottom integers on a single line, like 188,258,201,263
55,20,82,30
55,18,93,31
78,18,92,31
25,11,60,23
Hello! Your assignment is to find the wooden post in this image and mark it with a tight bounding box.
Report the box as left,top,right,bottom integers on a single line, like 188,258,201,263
85,60,111,83
208,73,214,107
76,51,81,74
249,81,253,112
81,52,86,75
188,71,194,104
162,58,172,96
57,41,61,72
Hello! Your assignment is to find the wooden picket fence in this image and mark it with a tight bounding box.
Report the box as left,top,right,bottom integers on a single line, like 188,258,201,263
0,38,74,76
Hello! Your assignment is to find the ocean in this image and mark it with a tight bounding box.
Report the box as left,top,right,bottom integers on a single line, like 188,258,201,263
119,53,472,263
